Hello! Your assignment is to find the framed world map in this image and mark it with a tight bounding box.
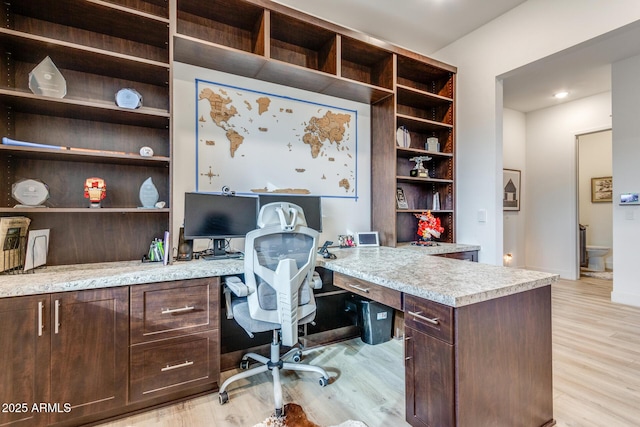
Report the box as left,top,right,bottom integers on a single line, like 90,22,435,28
195,79,358,199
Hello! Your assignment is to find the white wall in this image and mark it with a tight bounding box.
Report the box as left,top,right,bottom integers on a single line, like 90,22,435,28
432,0,640,265
502,108,526,268
578,130,613,269
525,93,612,278
172,62,372,253
611,54,640,306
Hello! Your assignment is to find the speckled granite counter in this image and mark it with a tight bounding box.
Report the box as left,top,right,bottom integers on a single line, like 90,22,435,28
0,243,555,307
0,258,244,299
321,246,557,306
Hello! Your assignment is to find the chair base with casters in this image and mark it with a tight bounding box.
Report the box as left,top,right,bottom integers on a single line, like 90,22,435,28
218,329,330,417
219,201,331,417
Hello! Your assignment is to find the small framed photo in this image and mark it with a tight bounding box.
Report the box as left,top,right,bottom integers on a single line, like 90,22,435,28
356,231,379,247
591,176,612,203
503,169,521,211
396,187,409,209
338,234,355,248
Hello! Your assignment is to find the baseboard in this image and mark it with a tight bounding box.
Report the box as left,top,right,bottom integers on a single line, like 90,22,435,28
524,265,577,280
611,290,640,308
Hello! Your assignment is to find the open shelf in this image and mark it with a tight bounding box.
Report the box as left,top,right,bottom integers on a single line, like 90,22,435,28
177,0,266,55
0,89,170,129
6,0,170,63
269,12,337,74
397,55,455,98
0,0,171,266
340,36,394,90
397,85,453,126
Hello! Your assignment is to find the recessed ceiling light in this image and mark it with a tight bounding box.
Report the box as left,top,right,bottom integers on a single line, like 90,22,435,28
554,91,569,99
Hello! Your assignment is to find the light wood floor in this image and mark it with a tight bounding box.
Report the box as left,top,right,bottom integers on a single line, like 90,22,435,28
98,277,640,427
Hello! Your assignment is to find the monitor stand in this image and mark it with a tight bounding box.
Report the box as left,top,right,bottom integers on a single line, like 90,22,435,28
212,238,226,257
200,239,243,260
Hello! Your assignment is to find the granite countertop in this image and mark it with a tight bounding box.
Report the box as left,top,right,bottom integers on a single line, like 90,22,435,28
320,246,557,307
0,258,244,299
0,243,557,307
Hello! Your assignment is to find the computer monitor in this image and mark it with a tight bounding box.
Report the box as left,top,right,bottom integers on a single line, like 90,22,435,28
183,192,259,257
258,194,322,231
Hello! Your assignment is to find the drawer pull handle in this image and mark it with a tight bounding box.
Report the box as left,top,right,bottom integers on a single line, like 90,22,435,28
161,360,194,372
162,305,195,315
348,284,370,293
38,301,44,337
408,311,439,325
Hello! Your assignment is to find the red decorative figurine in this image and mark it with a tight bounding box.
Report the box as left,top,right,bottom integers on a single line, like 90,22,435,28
415,210,444,244
84,177,106,208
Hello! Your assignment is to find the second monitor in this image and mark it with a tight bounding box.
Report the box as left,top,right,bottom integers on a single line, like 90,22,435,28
258,194,322,232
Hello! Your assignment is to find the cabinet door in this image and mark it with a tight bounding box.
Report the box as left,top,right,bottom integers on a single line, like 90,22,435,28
0,296,50,427
49,288,129,423
405,327,455,427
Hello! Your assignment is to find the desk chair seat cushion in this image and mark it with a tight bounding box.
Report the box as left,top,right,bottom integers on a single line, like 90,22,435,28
231,299,317,336
231,280,315,335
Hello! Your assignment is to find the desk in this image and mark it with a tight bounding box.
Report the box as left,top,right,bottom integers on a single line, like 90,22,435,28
0,245,556,427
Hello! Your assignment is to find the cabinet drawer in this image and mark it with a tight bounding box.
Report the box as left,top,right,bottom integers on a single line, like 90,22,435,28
334,273,402,310
130,330,219,401
437,250,478,262
404,295,454,344
130,278,219,344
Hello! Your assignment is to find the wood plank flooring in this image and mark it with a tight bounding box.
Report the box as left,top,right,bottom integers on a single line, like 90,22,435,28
98,277,640,427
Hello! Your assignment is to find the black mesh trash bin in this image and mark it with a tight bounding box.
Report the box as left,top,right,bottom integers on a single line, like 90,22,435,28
345,295,393,345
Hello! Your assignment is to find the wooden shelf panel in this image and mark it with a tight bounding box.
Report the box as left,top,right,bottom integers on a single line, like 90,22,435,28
397,176,454,184
397,147,453,158
7,0,169,63
101,0,170,19
0,207,170,213
0,89,170,129
0,29,170,87
0,145,170,167
174,35,393,104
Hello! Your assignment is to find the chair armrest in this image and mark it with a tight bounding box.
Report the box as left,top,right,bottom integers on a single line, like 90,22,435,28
311,271,323,289
223,276,250,320
225,276,249,296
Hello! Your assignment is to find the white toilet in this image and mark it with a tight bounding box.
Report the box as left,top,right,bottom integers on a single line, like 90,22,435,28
586,245,610,272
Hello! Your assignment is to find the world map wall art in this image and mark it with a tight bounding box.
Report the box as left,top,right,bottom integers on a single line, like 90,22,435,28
195,79,358,198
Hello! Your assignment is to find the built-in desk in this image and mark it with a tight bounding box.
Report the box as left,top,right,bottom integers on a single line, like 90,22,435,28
0,244,557,427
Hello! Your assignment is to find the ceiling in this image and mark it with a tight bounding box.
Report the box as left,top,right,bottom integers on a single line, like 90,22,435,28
273,0,640,113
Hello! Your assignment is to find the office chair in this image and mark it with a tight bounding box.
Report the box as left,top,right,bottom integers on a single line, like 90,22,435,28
219,202,330,417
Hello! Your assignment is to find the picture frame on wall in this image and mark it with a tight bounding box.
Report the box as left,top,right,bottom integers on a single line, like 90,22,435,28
591,176,612,203
503,169,521,211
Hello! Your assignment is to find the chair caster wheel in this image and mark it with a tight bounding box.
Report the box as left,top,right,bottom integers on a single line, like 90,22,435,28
275,407,283,417
219,391,229,405
319,377,329,387
240,359,250,370
292,350,303,363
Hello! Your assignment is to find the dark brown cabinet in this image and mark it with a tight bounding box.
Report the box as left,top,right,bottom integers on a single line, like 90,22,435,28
129,278,220,401
404,295,455,427
404,287,554,427
48,288,129,424
0,288,128,426
0,295,50,427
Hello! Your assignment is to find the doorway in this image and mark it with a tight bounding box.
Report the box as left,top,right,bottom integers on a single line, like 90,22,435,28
577,129,613,279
